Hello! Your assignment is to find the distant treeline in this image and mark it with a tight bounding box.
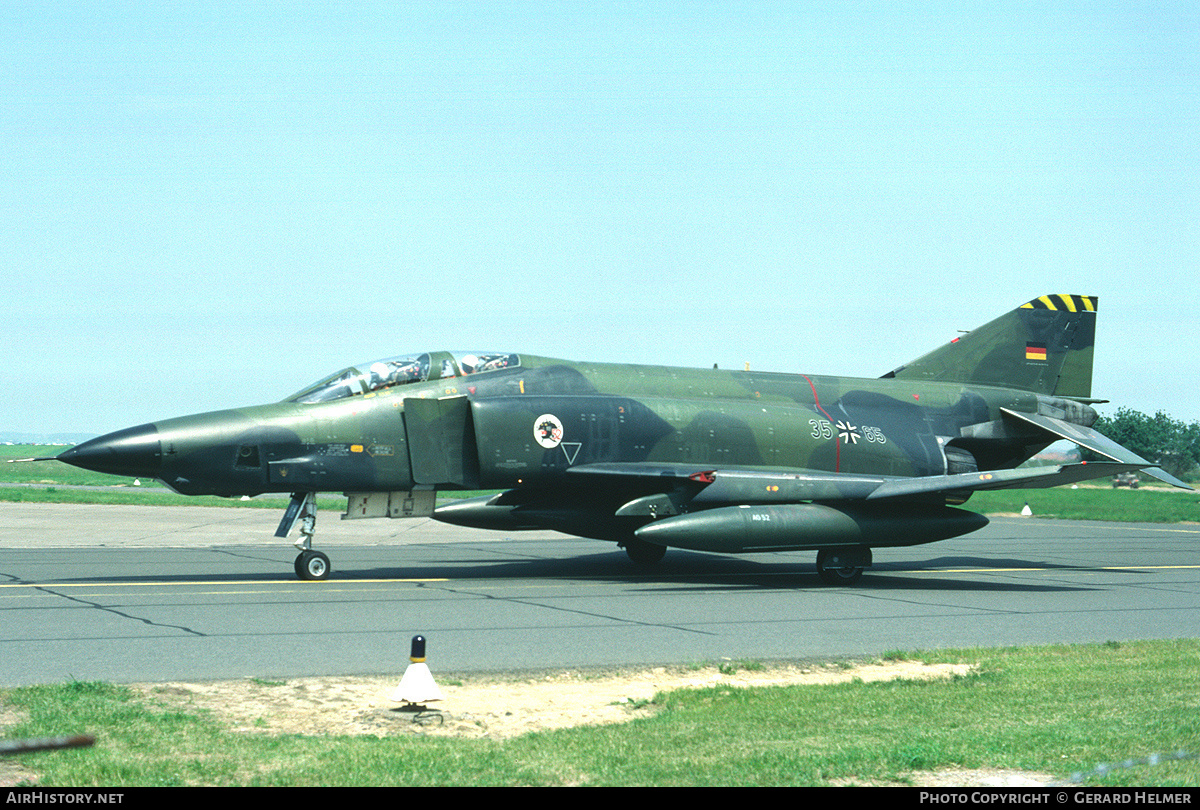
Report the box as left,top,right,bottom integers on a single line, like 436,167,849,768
1091,407,1200,481
1,433,94,446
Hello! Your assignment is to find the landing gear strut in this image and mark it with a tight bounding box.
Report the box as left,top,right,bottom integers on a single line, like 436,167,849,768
815,547,872,586
277,492,331,581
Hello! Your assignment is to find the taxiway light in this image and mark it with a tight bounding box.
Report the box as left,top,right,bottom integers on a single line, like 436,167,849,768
392,634,443,706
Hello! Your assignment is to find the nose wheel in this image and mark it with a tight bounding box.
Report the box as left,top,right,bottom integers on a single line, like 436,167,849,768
295,549,331,581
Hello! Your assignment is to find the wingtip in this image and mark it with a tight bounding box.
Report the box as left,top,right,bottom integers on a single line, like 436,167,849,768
1141,467,1195,491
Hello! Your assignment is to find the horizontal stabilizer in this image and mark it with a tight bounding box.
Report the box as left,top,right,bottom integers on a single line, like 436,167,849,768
1001,409,1194,490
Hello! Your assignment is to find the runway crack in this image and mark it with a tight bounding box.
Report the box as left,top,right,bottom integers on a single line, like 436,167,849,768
34,586,207,637
426,583,718,636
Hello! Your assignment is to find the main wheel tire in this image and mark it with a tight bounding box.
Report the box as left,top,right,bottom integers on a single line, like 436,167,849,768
815,548,869,586
296,550,331,581
622,538,667,566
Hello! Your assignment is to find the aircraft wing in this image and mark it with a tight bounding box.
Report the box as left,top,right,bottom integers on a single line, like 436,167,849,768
563,457,1183,513
863,462,1153,500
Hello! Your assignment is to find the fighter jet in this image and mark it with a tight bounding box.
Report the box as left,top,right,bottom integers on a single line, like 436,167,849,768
42,295,1192,583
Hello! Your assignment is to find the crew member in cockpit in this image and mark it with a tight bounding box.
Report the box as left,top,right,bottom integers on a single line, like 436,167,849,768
368,362,394,391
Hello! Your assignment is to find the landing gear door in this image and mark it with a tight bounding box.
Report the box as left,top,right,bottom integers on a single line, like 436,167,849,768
403,396,480,488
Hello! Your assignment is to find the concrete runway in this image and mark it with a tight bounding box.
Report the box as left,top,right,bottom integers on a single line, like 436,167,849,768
2,502,1199,685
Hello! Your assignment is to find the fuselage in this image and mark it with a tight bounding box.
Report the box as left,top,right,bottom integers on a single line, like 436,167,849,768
59,352,1091,498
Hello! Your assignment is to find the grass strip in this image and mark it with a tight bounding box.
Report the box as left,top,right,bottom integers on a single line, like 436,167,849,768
3,640,1199,787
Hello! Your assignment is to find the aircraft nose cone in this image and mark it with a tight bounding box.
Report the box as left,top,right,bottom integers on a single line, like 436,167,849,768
58,423,162,478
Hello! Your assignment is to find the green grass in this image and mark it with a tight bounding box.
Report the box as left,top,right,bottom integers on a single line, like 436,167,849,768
966,484,1200,523
0,486,303,508
2,446,138,487
4,640,1199,786
1,445,205,506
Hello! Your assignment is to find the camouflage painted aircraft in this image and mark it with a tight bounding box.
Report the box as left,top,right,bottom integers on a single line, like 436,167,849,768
39,294,1192,583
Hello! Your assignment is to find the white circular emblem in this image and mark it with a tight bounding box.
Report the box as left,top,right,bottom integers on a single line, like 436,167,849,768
534,414,564,449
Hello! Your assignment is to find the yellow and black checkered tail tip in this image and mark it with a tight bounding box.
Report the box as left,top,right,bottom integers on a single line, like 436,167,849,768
1020,294,1098,313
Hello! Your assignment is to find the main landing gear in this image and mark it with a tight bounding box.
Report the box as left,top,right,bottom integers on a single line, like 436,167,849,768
278,492,331,581
620,537,667,566
815,547,872,586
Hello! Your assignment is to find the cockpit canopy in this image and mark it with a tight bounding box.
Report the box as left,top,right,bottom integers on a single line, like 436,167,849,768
287,351,521,404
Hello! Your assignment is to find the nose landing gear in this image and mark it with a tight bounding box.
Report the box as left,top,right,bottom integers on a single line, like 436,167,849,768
277,492,331,581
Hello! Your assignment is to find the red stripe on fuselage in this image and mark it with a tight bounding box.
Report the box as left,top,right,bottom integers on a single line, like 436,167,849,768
802,375,840,472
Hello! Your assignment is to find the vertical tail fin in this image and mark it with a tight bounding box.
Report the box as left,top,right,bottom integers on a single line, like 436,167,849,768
883,295,1098,398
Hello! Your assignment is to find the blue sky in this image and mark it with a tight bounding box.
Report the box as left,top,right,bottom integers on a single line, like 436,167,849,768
4,2,1197,436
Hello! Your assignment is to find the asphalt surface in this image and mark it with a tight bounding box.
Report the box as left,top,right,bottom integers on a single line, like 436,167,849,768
1,503,1199,685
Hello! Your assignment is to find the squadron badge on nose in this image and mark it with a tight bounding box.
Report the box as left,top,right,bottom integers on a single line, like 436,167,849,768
535,414,564,449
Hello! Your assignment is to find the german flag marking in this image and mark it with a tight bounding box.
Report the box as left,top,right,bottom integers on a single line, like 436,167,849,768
1026,342,1048,361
